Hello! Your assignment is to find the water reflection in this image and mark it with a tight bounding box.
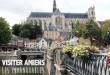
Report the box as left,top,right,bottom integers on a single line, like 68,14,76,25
1,66,46,75
0,55,48,75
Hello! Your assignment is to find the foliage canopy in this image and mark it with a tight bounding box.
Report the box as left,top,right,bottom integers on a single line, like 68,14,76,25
12,23,42,39
0,17,12,50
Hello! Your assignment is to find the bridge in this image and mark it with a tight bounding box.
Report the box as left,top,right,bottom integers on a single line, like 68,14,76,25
20,51,44,55
19,49,45,56
0,49,46,56
0,50,18,56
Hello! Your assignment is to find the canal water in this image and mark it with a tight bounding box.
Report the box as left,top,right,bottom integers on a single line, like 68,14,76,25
0,56,48,75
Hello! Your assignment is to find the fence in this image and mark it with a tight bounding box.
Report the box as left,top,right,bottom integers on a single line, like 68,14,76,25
65,53,110,75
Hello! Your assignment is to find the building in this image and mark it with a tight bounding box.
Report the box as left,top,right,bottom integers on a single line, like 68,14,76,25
37,38,48,49
24,39,37,49
17,37,24,48
43,30,60,40
51,36,65,48
51,40,61,47
11,35,38,49
11,35,24,48
26,0,95,32
69,36,79,46
60,32,71,40
96,21,105,27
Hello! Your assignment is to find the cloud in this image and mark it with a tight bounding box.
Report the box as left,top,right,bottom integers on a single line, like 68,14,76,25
0,0,110,26
0,0,52,26
0,9,25,27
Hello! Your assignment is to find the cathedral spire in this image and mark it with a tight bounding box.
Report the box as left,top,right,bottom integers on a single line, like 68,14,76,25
53,0,57,12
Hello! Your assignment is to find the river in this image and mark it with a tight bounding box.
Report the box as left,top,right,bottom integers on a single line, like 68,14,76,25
0,55,48,75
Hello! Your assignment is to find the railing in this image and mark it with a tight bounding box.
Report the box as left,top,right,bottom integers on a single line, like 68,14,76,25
65,53,110,75
20,51,45,55
22,48,45,51
20,49,45,53
0,50,18,56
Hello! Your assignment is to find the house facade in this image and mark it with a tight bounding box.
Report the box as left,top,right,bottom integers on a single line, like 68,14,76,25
43,30,60,40
38,38,48,49
24,39,37,49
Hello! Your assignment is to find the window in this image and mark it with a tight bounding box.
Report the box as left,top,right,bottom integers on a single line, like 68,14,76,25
31,20,33,24
55,17,62,29
65,23,67,27
39,20,42,25
38,20,42,28
92,11,94,15
44,20,47,30
34,20,38,25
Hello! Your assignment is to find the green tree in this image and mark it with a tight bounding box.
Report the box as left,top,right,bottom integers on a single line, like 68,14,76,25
19,23,42,39
20,23,32,39
12,24,21,36
85,19,101,36
0,17,12,50
83,19,102,45
72,19,102,45
72,21,86,37
20,29,30,38
101,21,110,46
34,24,42,38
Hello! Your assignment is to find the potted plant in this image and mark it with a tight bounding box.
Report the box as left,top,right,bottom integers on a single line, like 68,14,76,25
50,46,61,52
63,45,74,58
72,44,90,60
86,45,100,53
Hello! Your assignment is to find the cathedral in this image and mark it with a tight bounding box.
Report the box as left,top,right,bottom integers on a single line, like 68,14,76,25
26,0,96,40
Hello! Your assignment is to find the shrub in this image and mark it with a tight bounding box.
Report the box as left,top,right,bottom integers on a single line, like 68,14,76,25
50,46,61,52
72,44,89,59
63,45,74,54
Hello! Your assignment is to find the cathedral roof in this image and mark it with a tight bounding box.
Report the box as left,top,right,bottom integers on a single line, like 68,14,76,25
63,13,88,18
29,12,88,18
29,12,52,18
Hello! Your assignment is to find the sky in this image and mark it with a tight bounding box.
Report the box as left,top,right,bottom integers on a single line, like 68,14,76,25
0,0,110,27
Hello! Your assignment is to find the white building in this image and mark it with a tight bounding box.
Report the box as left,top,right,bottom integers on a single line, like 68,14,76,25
38,38,48,49
69,37,79,46
24,39,37,49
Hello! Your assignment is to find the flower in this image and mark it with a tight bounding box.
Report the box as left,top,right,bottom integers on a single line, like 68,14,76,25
50,46,61,51
63,45,74,54
72,44,89,59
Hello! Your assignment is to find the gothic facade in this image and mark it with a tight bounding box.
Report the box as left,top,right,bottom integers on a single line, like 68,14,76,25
26,0,95,32
26,0,96,40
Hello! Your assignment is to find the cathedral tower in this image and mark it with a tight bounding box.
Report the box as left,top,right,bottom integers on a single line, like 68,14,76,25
88,6,96,20
53,0,57,12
